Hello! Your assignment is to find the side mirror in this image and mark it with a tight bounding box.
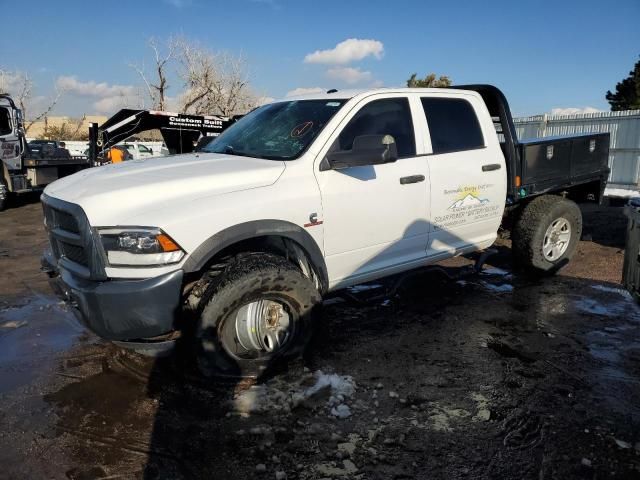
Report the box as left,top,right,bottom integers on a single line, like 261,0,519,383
15,108,24,129
325,134,398,170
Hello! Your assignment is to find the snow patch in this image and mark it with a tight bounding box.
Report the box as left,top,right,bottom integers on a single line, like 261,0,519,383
604,187,639,199
591,284,632,298
232,370,357,418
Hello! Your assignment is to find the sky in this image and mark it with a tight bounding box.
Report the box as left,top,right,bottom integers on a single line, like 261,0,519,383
0,0,638,118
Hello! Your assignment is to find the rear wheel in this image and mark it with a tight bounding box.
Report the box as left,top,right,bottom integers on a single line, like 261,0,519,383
195,253,321,378
512,195,582,275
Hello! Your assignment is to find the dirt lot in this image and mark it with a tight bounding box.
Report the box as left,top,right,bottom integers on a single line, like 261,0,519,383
0,197,639,479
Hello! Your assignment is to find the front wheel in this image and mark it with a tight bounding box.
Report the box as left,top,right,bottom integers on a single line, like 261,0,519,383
512,195,582,275
195,253,321,378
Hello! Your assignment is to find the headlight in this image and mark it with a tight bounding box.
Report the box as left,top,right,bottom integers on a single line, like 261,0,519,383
98,227,185,267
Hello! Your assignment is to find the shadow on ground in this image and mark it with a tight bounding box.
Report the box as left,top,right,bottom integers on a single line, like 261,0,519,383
0,202,638,479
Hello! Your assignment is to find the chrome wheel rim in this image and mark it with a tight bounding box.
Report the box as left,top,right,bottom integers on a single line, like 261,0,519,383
234,299,292,355
543,217,571,261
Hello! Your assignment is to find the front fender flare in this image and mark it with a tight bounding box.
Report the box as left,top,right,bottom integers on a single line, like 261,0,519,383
182,219,328,292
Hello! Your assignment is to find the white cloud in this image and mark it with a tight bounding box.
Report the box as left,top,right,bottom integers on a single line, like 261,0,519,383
0,70,27,95
92,97,127,114
304,38,384,65
55,76,142,114
286,87,325,97
55,76,137,98
550,106,602,116
93,93,144,114
326,66,372,85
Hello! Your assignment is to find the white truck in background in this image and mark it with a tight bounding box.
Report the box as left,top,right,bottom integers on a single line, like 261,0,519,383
0,94,89,211
119,142,156,160
41,85,610,378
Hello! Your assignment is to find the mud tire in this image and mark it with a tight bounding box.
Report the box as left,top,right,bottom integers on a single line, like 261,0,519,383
195,253,321,379
512,195,582,275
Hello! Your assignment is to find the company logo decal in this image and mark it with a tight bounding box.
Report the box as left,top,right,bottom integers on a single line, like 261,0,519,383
447,191,490,210
434,184,500,230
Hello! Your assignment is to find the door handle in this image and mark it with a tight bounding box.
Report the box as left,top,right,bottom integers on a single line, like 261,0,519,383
399,175,425,185
482,163,502,172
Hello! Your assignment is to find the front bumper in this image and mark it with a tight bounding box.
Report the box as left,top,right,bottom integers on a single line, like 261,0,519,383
43,252,184,341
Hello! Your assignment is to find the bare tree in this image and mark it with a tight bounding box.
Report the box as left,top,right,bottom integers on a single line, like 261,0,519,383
0,68,63,133
130,38,176,111
42,116,89,141
176,39,258,116
406,73,452,88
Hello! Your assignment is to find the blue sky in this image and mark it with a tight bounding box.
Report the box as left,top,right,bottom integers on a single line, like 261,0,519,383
0,0,638,117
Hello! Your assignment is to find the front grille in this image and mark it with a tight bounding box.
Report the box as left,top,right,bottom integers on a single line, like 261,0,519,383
55,210,80,233
42,199,94,275
59,242,88,266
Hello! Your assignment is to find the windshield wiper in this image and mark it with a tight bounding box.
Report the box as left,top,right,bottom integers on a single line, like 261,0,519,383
220,145,264,159
216,144,282,160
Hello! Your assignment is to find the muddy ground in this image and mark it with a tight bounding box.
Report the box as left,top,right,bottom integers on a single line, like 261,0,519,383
0,195,639,479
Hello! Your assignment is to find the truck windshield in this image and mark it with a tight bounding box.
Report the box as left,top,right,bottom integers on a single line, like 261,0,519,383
203,99,346,160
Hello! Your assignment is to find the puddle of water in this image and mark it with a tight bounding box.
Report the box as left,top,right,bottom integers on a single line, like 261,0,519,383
478,267,515,294
348,284,383,293
480,281,514,293
581,286,640,395
574,296,640,320
0,296,85,394
481,267,513,278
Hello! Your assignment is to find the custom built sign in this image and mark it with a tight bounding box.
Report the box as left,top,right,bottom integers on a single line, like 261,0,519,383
164,114,226,129
95,109,238,156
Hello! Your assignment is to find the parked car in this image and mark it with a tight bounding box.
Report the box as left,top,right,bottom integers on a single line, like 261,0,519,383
120,142,155,160
41,85,610,377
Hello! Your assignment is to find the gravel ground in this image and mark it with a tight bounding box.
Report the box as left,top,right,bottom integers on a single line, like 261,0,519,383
0,198,638,479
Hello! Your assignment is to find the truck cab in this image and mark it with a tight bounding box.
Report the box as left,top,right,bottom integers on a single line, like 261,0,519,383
41,86,608,377
1,94,90,211
0,95,24,171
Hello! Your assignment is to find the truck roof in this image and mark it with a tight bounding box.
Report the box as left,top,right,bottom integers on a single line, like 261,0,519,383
282,87,479,102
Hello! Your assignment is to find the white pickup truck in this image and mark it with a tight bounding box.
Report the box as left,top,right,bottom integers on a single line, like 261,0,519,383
120,142,156,160
41,85,610,377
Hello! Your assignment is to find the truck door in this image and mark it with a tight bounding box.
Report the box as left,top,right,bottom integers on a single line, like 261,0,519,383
0,106,22,171
316,95,430,287
419,95,506,257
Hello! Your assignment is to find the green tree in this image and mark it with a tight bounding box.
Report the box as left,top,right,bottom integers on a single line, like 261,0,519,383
407,73,452,88
606,57,640,111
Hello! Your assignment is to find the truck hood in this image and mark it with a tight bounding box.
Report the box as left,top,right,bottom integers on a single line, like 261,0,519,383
44,152,285,224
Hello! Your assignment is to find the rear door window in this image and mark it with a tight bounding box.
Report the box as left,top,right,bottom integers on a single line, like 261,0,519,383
337,98,416,158
420,97,484,154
